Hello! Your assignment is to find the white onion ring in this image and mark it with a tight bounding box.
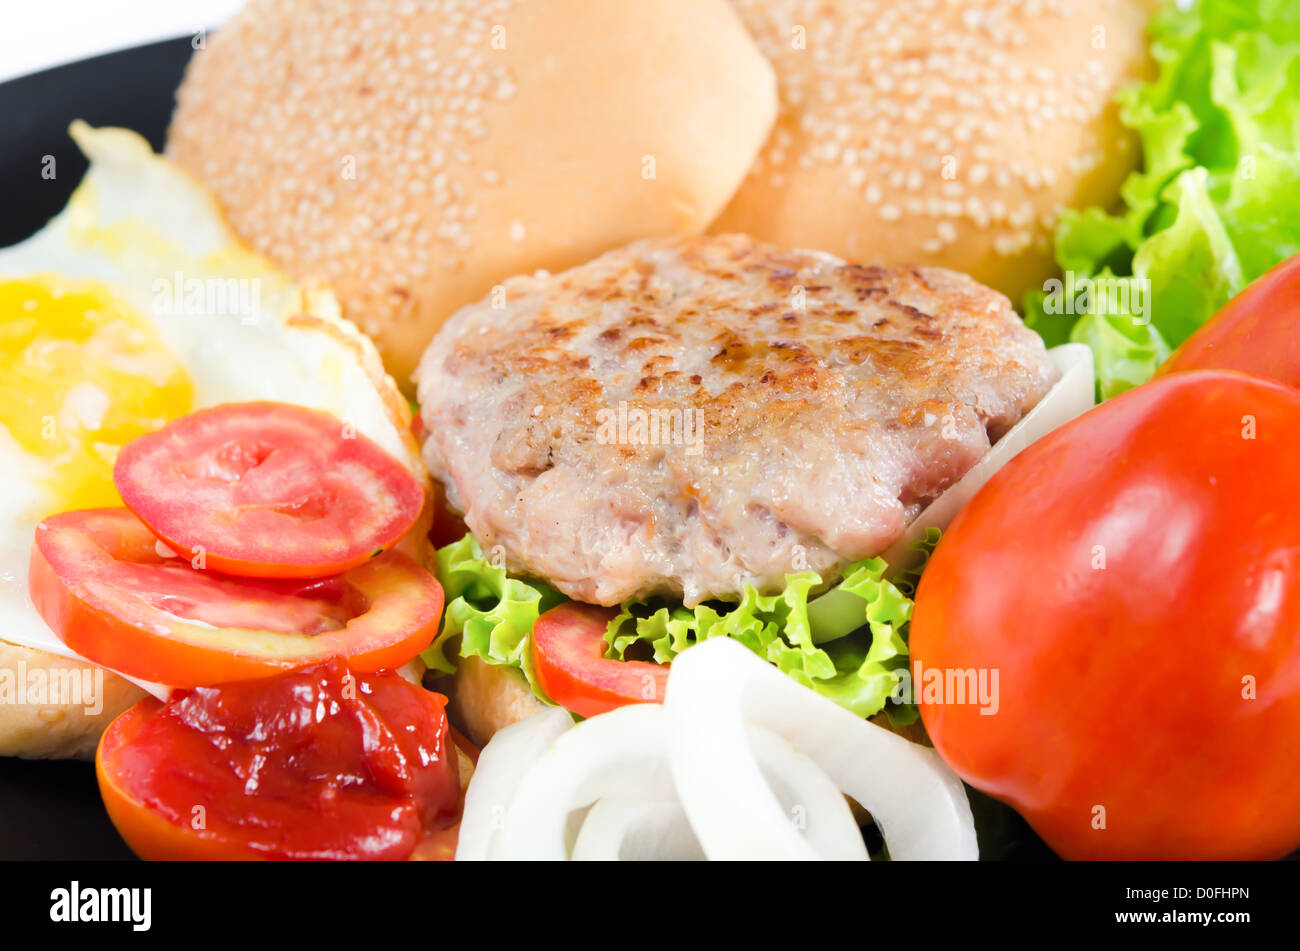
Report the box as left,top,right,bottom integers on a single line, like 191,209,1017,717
464,631,980,860
744,725,869,860
664,638,978,860
495,704,679,860
561,725,866,860
455,706,574,860
570,799,703,861
463,646,977,860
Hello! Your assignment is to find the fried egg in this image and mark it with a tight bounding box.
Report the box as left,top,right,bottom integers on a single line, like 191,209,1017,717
0,123,424,714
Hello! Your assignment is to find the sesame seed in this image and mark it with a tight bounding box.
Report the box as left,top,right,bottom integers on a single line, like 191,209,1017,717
726,0,1137,269
168,0,523,336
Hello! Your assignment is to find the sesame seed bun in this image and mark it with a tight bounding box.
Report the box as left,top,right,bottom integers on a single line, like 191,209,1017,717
713,0,1157,304
166,0,779,388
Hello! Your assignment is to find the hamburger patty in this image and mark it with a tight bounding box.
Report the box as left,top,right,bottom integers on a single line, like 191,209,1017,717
417,234,1059,606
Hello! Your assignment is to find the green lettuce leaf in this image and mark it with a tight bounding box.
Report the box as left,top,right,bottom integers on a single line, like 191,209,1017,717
1024,0,1300,399
420,534,564,698
604,531,941,725
425,530,940,724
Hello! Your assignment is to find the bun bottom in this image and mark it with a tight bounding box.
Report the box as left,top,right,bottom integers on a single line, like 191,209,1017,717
0,641,147,760
444,654,548,749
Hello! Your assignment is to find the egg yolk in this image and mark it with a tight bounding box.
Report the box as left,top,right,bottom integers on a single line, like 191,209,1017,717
0,277,193,515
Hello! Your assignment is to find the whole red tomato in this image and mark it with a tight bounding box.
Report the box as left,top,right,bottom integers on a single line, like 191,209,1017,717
911,370,1300,860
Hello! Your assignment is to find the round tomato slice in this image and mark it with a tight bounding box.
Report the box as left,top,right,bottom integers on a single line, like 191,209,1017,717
96,660,460,861
1158,253,1300,387
31,508,443,687
531,602,669,718
114,401,425,578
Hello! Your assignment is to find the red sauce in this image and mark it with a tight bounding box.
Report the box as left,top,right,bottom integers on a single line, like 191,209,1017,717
110,660,459,860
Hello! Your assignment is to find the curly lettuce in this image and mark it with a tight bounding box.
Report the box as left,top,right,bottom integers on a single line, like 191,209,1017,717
1024,0,1300,399
420,534,564,697
424,530,939,726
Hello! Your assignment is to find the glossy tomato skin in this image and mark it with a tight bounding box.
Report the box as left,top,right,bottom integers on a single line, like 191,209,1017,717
532,602,670,718
912,371,1300,860
114,401,425,579
97,661,460,861
98,699,266,861
31,508,443,687
1159,253,1300,386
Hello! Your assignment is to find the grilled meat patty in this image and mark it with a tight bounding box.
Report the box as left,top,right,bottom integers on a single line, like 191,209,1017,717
416,234,1059,606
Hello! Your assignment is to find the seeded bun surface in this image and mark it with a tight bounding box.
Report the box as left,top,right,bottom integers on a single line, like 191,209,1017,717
713,0,1155,303
167,0,778,386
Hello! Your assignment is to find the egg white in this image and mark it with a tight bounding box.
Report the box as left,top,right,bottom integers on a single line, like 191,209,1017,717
0,123,425,696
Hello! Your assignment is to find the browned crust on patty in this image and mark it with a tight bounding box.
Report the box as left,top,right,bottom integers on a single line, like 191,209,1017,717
418,234,1057,607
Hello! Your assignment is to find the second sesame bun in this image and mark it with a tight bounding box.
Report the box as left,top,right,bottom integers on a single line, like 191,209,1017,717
166,0,778,388
714,0,1157,304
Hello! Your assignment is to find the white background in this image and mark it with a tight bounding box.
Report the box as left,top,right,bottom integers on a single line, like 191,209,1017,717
0,0,244,84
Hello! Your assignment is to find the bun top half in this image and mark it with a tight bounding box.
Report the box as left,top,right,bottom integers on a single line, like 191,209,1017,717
714,0,1157,303
167,0,778,386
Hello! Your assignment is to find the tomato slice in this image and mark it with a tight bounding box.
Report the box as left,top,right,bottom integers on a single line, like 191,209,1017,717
531,602,670,717
31,508,443,687
96,660,460,861
1158,253,1300,387
114,401,425,578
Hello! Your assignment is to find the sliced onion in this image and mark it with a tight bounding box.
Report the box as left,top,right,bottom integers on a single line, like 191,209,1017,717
878,342,1095,575
745,725,869,860
455,706,574,861
565,726,866,860
495,704,679,860
665,638,978,860
571,800,703,861
465,634,980,860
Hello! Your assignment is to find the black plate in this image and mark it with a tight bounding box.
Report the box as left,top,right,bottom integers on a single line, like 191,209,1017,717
0,34,1064,863
0,37,196,861
0,36,194,248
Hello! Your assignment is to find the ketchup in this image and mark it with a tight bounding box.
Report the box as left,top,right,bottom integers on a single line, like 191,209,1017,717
106,660,459,860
